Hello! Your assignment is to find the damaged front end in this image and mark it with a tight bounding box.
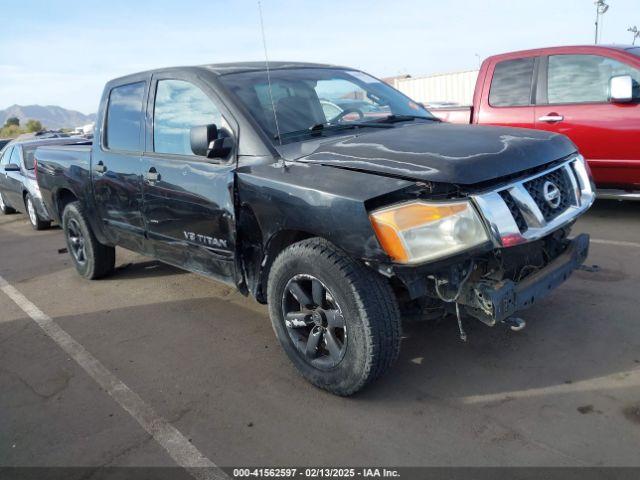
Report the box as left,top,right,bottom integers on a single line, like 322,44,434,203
374,155,596,337
433,231,588,327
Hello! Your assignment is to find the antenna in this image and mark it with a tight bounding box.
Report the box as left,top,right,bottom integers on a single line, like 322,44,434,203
258,1,282,146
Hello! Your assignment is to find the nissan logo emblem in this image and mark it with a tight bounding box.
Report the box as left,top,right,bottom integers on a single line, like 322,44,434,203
543,181,562,209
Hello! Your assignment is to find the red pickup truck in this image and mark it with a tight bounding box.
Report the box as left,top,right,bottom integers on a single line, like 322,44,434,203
431,45,640,199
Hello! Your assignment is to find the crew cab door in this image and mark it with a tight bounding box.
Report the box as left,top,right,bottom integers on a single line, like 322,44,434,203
93,79,149,251
142,73,238,284
475,56,537,128
535,53,640,189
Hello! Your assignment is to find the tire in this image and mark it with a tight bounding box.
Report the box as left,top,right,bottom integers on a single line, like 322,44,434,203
62,201,115,279
0,191,15,214
25,193,51,230
267,237,401,396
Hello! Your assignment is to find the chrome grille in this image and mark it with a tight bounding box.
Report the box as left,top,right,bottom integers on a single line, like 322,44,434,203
523,168,574,222
499,190,528,233
472,156,595,247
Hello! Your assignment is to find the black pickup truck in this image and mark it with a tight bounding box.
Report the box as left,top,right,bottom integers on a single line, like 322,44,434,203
35,62,595,395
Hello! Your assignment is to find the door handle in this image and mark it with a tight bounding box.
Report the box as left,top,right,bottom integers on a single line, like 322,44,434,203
146,168,160,182
538,114,564,123
95,161,107,173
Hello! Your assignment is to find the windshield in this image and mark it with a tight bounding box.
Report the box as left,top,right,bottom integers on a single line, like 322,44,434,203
219,68,435,143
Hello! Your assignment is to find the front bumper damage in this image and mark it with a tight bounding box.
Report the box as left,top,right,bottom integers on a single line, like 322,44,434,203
458,233,589,324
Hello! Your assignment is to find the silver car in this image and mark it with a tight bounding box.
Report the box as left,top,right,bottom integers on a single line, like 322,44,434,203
0,137,89,230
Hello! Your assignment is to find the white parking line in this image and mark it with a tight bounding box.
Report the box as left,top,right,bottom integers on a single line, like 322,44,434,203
591,238,640,249
460,368,640,404
0,275,228,480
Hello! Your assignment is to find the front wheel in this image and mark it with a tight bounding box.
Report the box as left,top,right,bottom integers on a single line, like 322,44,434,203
267,238,401,396
62,201,115,279
25,194,51,230
0,192,15,214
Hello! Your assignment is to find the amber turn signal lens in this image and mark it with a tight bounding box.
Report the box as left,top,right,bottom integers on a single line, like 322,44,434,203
369,200,489,264
370,220,409,263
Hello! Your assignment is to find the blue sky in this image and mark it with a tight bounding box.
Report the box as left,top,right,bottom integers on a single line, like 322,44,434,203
1,0,637,114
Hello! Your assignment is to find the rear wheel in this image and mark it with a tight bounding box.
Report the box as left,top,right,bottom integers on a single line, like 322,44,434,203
267,238,401,396
0,192,15,214
62,201,115,279
25,194,51,230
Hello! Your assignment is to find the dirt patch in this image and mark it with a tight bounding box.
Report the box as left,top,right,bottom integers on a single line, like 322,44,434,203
577,405,594,414
622,404,640,424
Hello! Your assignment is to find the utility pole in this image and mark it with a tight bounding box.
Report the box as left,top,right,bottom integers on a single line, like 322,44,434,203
629,26,640,46
594,0,610,44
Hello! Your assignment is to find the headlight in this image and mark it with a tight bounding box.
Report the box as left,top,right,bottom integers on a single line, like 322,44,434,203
369,200,489,264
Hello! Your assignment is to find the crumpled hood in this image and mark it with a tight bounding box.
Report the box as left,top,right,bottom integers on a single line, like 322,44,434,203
285,123,576,185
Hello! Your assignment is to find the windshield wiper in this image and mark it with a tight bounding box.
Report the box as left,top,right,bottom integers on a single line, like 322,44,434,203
370,114,441,124
275,121,393,140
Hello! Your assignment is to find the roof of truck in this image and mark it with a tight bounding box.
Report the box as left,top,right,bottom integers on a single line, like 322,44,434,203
6,136,90,149
107,61,351,87
201,61,347,75
488,44,638,60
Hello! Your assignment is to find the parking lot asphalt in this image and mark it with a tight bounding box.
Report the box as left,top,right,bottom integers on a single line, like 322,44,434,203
1,200,639,472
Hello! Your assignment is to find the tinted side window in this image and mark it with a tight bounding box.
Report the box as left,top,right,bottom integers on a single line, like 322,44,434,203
10,145,22,166
23,146,37,170
548,54,640,104
105,82,145,151
0,146,12,165
153,80,222,156
489,58,535,107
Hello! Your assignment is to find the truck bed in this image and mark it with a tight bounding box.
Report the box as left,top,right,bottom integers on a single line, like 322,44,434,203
34,143,92,223
429,106,472,124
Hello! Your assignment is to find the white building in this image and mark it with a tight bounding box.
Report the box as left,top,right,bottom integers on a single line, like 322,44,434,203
388,70,479,107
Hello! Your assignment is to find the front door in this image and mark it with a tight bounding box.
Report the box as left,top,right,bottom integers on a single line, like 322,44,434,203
475,56,537,129
0,146,17,208
142,75,238,284
4,146,25,208
535,53,640,189
92,79,149,251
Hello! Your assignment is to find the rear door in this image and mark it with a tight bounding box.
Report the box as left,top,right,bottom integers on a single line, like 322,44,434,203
142,73,238,284
534,53,640,189
476,56,537,128
93,79,150,251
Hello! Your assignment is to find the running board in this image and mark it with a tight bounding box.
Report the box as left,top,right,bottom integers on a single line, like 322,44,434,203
597,189,640,201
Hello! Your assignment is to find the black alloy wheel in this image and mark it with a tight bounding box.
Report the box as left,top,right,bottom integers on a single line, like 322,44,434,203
67,217,87,265
281,274,347,369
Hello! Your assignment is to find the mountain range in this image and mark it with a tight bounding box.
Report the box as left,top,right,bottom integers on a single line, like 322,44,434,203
0,105,96,130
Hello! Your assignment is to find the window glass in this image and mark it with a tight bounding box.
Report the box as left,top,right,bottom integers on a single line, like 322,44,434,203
0,146,12,165
548,54,640,104
153,79,222,156
23,146,37,170
489,58,535,107
219,68,432,142
105,82,145,151
627,47,640,58
9,145,22,166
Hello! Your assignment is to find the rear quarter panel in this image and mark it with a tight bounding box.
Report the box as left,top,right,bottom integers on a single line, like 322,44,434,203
35,145,94,224
430,107,472,124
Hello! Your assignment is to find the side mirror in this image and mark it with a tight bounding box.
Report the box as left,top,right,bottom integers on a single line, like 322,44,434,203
190,124,233,159
4,163,20,172
609,75,633,103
